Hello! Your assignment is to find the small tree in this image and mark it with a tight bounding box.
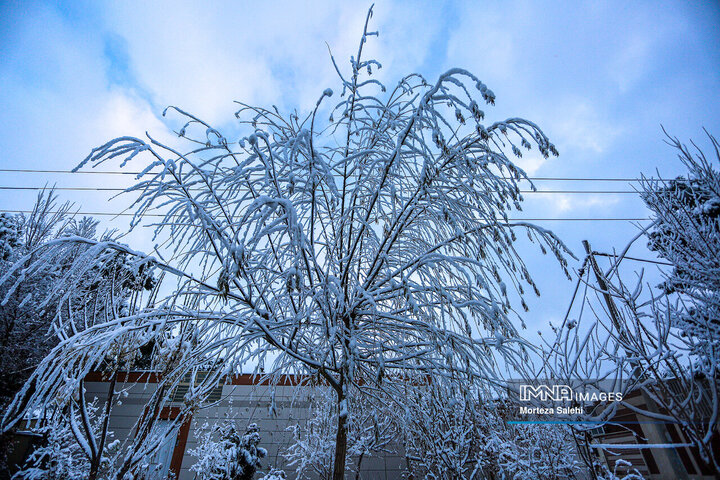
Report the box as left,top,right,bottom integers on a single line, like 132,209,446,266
0,190,73,411
2,7,571,479
0,190,157,478
13,398,121,480
1,190,156,411
190,422,267,480
641,130,720,363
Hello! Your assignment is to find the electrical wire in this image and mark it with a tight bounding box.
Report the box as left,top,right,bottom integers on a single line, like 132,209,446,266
0,168,669,183
0,209,653,221
0,185,641,194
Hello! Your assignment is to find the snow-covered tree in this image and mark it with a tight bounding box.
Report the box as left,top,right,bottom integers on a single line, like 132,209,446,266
0,191,158,479
284,386,396,479
1,190,156,413
1,7,571,479
544,131,720,474
0,190,73,411
6,262,156,480
0,191,151,477
641,130,720,365
190,422,267,480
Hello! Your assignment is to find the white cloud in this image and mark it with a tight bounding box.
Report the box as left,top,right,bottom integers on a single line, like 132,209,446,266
0,3,173,229
514,154,546,177
544,192,622,214
94,1,447,127
545,99,622,155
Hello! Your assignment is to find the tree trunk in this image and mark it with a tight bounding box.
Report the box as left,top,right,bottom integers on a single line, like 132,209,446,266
332,397,348,480
354,450,365,480
88,372,117,480
88,461,100,480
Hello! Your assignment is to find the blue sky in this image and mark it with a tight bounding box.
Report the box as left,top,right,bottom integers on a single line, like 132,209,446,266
1,0,719,334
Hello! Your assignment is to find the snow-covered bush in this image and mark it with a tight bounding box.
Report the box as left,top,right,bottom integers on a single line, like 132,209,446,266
400,382,580,479
190,422,267,480
594,459,646,480
0,212,22,261
492,422,581,480
13,399,119,480
258,469,286,480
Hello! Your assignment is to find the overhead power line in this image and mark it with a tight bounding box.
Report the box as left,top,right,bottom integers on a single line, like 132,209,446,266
0,168,668,183
0,209,652,221
593,252,672,266
0,185,640,194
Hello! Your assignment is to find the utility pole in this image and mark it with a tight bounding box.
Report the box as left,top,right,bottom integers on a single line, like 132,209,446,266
582,240,630,344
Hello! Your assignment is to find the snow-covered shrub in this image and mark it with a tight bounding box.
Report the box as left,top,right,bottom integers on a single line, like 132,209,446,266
594,459,645,480
0,212,22,261
13,399,119,480
13,420,88,480
258,469,286,480
400,383,580,479
190,422,267,480
492,422,581,480
284,398,336,479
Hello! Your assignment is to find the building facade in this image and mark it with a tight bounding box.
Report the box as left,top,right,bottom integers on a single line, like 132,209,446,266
82,372,406,480
588,389,719,480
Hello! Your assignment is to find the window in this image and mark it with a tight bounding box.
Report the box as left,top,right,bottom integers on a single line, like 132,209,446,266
143,419,178,479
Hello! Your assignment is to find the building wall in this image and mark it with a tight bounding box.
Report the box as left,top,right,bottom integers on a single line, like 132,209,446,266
84,376,407,480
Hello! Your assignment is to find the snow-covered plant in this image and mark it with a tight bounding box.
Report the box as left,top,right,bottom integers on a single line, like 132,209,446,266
284,394,337,480
399,382,580,479
0,189,159,476
13,397,120,480
190,422,267,480
14,413,89,480
630,132,720,472
0,190,73,411
1,7,571,479
400,382,485,478
594,459,645,480
493,422,581,480
544,131,720,474
0,212,22,261
0,199,160,480
284,386,397,479
0,189,157,407
258,469,286,480
641,131,720,367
